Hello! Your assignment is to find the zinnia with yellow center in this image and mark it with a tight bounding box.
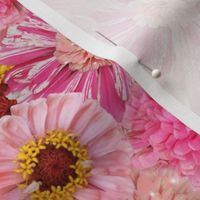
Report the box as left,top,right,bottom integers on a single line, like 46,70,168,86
0,93,133,199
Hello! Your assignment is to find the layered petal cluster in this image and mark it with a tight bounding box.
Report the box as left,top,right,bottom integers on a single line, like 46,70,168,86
132,167,200,200
0,93,133,199
54,33,113,71
0,0,25,41
123,82,200,187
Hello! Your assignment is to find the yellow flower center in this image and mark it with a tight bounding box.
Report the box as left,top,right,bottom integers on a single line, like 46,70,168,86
0,64,13,83
16,130,91,200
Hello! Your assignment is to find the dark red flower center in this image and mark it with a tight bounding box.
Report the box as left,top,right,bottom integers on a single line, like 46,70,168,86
29,145,77,191
0,83,8,94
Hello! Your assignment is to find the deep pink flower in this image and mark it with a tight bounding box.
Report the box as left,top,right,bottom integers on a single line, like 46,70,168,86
54,33,113,71
0,12,131,122
132,167,200,200
0,0,25,41
123,82,200,187
0,93,133,199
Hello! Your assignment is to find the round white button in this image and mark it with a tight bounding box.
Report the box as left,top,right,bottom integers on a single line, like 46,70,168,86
151,69,161,78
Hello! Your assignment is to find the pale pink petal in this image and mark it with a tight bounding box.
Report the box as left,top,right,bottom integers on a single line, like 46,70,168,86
0,141,18,161
88,128,124,158
70,100,119,146
93,151,130,168
0,173,22,190
88,175,134,198
0,116,32,148
11,99,47,138
56,93,84,130
45,93,84,131
0,186,26,200
45,93,65,130
10,102,29,120
0,161,16,173
74,188,100,200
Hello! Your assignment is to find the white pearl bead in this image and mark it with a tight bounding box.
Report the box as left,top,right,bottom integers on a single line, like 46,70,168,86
151,69,161,78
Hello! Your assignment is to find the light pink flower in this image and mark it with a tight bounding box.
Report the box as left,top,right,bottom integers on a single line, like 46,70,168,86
0,0,25,41
54,33,113,71
95,0,200,115
0,93,133,199
1,12,131,122
95,0,200,68
132,167,200,200
123,82,200,187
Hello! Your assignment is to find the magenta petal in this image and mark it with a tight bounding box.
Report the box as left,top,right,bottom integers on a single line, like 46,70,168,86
174,141,191,156
138,152,159,168
149,129,170,144
173,128,190,139
188,136,200,151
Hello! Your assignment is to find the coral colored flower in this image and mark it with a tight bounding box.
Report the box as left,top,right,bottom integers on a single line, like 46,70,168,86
0,94,16,117
0,93,133,199
54,33,113,71
123,82,200,187
0,0,25,41
0,12,131,122
132,167,200,200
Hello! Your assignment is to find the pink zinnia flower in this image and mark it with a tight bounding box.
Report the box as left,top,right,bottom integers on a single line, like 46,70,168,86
132,167,200,200
0,93,133,199
1,11,131,122
0,0,25,41
123,82,200,187
54,33,113,71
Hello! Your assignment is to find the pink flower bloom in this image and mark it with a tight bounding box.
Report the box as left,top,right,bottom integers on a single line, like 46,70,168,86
123,82,200,187
0,12,131,122
94,1,200,113
0,93,133,199
0,0,25,41
95,0,200,70
54,33,113,71
132,167,200,200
